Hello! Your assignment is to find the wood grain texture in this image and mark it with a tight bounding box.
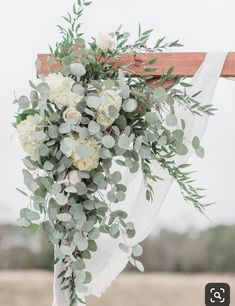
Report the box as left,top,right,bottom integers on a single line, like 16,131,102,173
37,52,235,77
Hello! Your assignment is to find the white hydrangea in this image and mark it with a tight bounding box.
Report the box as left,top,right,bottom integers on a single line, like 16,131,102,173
45,73,82,108
70,138,99,171
17,115,45,161
97,90,122,128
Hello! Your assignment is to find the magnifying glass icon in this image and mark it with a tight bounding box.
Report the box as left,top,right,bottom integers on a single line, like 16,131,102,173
214,291,221,299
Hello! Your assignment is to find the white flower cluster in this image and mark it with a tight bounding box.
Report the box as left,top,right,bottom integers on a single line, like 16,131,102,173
17,115,44,160
97,90,122,128
45,73,82,109
69,138,99,171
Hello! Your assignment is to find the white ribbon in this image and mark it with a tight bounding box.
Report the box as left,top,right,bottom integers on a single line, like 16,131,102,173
52,52,227,306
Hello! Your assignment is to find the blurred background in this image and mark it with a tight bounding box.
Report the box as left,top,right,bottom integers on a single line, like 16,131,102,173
0,0,235,305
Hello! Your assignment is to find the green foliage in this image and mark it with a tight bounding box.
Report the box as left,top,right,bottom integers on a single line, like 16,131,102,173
14,0,215,303
138,225,235,273
15,109,39,125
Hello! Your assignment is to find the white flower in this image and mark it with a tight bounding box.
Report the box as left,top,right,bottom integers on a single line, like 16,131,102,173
96,90,122,128
63,107,82,123
68,170,81,185
17,115,45,160
45,73,82,108
69,138,99,171
96,32,116,51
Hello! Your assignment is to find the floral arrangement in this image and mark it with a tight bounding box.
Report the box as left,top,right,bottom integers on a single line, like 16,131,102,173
14,1,215,305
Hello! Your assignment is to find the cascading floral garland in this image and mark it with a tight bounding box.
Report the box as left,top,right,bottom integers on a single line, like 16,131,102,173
14,1,215,305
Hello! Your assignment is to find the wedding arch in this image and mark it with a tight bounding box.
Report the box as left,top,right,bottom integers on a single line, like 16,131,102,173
38,52,230,306
14,1,235,306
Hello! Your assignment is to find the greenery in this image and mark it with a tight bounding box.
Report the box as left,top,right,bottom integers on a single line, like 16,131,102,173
139,225,235,273
0,224,53,270
1,224,234,273
14,0,215,304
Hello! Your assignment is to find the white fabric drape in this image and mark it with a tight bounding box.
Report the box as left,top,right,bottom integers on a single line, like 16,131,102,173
52,52,227,306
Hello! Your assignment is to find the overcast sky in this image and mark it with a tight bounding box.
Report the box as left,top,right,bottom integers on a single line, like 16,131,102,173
0,0,235,231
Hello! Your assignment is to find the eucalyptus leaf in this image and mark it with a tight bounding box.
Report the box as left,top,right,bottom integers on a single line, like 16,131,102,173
109,224,119,237
88,240,97,252
135,260,144,272
86,96,101,109
23,169,38,192
76,271,86,285
57,213,71,222
132,244,143,257
138,145,151,159
73,257,86,270
123,99,138,113
175,143,188,155
120,84,130,99
88,228,100,240
108,105,118,118
115,115,127,130
25,210,40,221
109,171,122,184
37,82,50,100
60,137,75,154
145,112,160,125
55,193,68,206
70,63,86,77
77,182,87,195
17,217,31,228
78,127,90,139
74,232,88,251
116,191,126,201
18,96,30,109
84,272,92,284
119,242,129,253
192,136,200,149
102,135,115,148
118,134,130,149
166,113,177,126
59,123,71,134
72,83,85,95
88,121,100,135
48,125,59,139
38,144,49,157
153,88,167,103
158,135,167,146
195,146,204,158
44,161,54,171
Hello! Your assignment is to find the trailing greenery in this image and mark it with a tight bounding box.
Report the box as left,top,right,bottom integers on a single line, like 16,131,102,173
14,1,214,304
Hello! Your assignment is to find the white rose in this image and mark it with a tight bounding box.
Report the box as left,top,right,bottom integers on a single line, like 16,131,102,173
45,73,82,108
63,107,82,123
68,170,81,185
96,32,116,51
96,90,122,128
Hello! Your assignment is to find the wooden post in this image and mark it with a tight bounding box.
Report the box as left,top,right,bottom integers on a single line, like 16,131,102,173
37,52,235,78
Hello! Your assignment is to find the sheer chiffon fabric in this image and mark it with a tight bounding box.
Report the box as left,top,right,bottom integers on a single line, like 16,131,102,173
52,52,227,306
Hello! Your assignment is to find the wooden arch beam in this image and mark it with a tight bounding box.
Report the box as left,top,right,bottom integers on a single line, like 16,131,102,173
37,52,235,78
